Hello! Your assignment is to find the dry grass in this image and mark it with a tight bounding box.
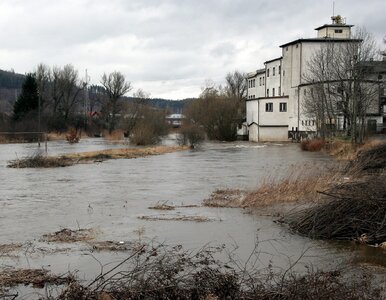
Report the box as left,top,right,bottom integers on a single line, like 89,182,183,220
138,215,215,222
8,153,73,168
65,145,189,161
300,139,326,152
203,167,340,209
8,145,189,168
41,228,95,243
203,189,246,208
0,243,22,257
102,129,125,141
0,268,71,288
148,201,200,211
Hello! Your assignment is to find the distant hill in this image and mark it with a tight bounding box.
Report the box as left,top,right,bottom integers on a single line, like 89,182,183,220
124,97,195,113
0,69,25,89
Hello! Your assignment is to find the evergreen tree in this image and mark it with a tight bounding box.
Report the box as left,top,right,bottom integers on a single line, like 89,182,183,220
13,73,39,120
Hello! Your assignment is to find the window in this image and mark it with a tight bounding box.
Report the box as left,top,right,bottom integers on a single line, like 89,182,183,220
265,102,273,112
259,78,261,86
335,29,343,33
267,68,270,77
304,89,306,96
278,65,281,75
279,102,287,112
267,89,269,97
272,88,275,97
283,70,285,76
273,67,275,76
262,77,265,85
296,44,299,48
253,79,255,87
278,86,281,96
286,47,288,51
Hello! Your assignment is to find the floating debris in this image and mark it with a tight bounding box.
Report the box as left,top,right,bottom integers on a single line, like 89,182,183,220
41,228,95,243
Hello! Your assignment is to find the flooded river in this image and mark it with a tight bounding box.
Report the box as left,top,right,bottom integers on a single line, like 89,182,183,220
0,137,384,297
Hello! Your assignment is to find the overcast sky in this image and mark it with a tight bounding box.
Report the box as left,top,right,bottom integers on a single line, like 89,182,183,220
0,0,385,99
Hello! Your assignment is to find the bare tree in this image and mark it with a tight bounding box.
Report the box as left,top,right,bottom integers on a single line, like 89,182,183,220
303,27,380,143
101,71,132,133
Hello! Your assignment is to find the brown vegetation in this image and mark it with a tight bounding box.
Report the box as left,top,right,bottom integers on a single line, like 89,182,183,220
203,189,246,208
7,153,73,168
148,202,200,211
41,228,95,243
53,243,383,299
286,143,386,246
65,127,80,144
0,268,71,289
102,129,125,140
138,215,214,222
8,145,189,168
285,174,386,245
203,168,338,209
0,243,22,257
300,138,326,151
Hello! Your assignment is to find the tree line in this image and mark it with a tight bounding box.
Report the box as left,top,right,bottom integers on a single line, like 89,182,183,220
0,62,248,145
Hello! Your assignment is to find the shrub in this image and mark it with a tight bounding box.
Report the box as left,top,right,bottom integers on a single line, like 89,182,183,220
178,123,205,148
300,139,325,152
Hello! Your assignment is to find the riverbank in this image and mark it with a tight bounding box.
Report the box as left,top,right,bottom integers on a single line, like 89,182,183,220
204,141,386,247
7,145,189,168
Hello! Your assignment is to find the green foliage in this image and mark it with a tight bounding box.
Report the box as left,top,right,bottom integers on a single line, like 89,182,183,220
13,73,39,121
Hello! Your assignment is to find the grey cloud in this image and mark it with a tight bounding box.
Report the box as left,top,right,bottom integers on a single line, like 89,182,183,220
1,0,385,99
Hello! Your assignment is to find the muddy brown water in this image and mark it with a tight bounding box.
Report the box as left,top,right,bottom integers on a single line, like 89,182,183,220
0,137,384,298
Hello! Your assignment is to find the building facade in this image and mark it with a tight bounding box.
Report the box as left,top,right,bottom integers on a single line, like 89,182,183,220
246,17,385,142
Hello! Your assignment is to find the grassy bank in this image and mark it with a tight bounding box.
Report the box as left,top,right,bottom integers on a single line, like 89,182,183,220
7,145,189,168
204,142,386,247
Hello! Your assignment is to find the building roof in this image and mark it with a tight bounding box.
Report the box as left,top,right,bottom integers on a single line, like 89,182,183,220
314,24,354,30
247,69,265,78
279,38,361,48
264,57,282,64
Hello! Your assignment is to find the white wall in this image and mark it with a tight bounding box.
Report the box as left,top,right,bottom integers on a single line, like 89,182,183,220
248,123,259,142
259,127,288,141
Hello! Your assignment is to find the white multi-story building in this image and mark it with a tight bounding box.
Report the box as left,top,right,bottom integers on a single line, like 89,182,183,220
246,17,385,142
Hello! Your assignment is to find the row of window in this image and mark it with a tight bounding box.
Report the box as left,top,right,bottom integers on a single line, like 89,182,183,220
302,120,316,126
265,102,287,112
266,65,281,78
248,95,255,99
267,87,281,97
248,79,256,88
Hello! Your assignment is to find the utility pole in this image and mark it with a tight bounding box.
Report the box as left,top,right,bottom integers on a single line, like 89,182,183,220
84,69,90,130
38,89,41,147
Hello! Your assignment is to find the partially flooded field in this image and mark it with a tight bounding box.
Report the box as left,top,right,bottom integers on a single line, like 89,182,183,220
0,137,384,298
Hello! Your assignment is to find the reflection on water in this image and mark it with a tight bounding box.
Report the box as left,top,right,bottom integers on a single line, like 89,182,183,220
0,137,384,281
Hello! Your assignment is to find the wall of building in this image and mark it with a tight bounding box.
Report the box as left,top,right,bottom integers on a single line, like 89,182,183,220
259,97,289,126
259,127,288,141
246,99,259,125
265,59,282,97
248,123,259,142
